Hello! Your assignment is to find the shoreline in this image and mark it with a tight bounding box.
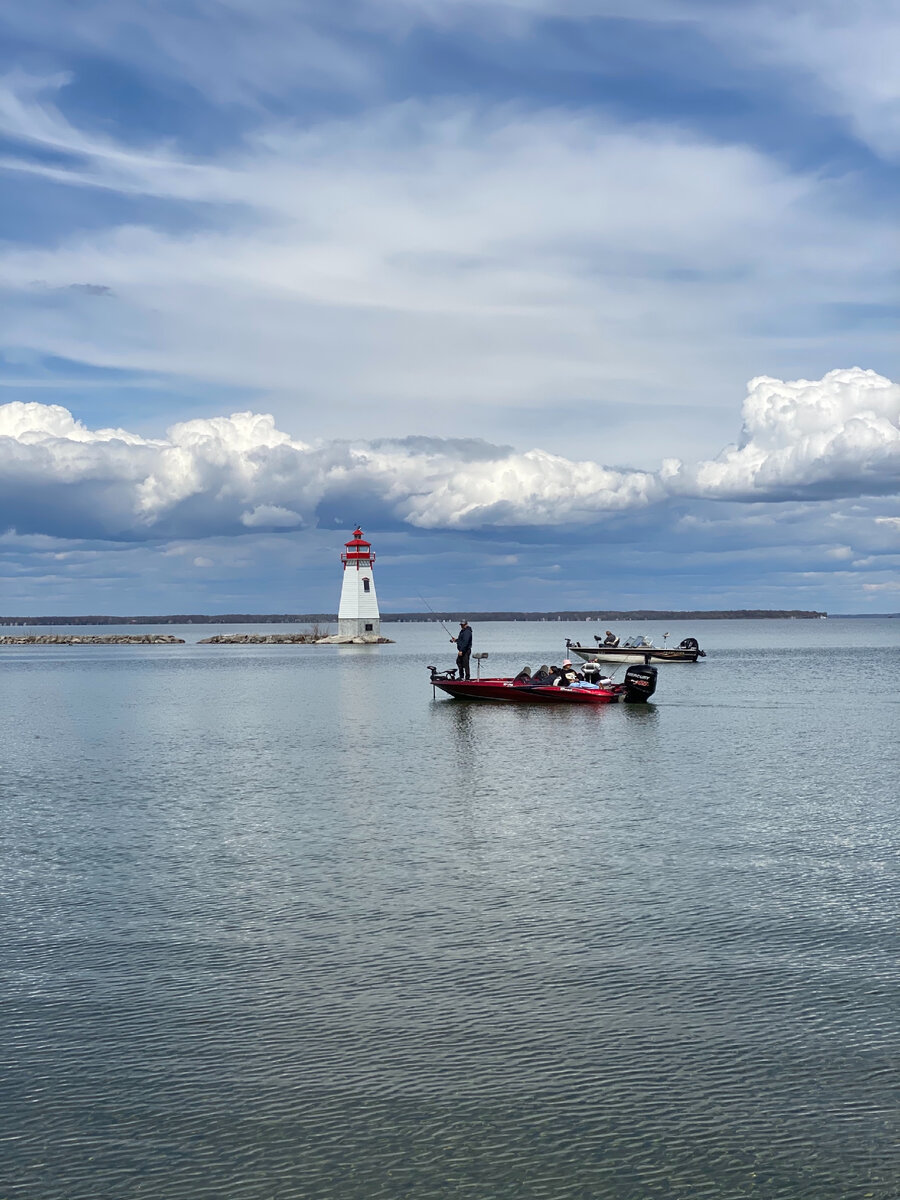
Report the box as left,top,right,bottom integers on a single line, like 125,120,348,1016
0,608,846,628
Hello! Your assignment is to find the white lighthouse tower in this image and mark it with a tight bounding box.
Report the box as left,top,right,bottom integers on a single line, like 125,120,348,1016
337,528,381,639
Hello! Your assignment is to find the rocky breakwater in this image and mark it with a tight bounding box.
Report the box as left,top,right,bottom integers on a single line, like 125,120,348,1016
315,634,394,645
198,633,394,645
0,634,186,645
199,633,318,644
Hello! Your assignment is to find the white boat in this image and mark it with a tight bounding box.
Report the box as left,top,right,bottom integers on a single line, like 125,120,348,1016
565,634,706,664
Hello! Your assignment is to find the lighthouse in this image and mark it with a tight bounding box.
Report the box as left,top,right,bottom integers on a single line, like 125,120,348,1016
337,528,381,639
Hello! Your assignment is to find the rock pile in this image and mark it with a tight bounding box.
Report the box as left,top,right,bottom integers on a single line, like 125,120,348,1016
0,634,186,645
198,633,318,644
198,633,394,644
314,634,394,644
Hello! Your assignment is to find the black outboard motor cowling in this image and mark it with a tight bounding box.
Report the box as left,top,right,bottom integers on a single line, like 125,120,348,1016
622,664,657,702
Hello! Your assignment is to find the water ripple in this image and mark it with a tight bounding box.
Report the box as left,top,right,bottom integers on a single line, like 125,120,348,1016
1,623,898,1198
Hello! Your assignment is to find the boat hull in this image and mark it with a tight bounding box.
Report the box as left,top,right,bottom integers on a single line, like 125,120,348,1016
432,677,624,704
567,645,702,664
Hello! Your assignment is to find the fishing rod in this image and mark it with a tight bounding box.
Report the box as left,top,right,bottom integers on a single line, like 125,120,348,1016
417,593,455,639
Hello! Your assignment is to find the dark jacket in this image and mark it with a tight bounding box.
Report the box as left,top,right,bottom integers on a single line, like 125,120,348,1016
455,626,473,653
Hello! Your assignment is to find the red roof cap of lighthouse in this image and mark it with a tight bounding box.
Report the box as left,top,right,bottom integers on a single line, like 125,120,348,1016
342,527,374,564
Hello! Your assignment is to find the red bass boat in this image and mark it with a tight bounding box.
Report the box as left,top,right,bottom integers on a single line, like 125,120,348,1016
428,663,658,705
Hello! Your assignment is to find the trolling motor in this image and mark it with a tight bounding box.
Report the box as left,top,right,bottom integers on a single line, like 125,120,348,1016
622,664,658,702
427,664,458,697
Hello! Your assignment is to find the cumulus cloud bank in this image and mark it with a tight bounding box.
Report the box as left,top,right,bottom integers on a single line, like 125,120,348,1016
678,368,900,500
1,369,896,540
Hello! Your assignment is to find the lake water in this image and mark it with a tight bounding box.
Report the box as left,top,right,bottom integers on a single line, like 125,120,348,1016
2,618,898,1199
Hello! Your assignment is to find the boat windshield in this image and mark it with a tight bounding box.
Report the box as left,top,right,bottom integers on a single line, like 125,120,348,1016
623,635,652,648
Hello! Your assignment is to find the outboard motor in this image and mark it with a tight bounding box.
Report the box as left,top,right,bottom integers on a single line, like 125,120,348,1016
678,637,699,651
622,664,658,702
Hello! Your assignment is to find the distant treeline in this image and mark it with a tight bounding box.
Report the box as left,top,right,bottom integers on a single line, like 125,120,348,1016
0,608,828,626
0,613,336,626
384,609,830,621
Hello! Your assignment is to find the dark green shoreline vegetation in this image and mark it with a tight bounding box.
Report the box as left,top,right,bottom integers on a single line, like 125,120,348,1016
0,609,838,626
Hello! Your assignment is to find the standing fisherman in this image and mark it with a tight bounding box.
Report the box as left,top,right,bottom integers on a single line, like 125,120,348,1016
451,620,473,680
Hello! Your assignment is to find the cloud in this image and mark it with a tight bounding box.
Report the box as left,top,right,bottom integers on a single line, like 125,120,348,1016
67,284,113,296
399,449,660,527
1,370,896,543
0,6,374,109
241,504,303,528
0,70,894,453
678,368,900,500
0,400,151,445
702,0,900,161
388,0,900,161
0,404,661,536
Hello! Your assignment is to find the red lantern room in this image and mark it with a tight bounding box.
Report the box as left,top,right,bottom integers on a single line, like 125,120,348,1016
341,528,375,570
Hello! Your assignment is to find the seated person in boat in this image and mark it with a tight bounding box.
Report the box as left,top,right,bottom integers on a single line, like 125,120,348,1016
581,663,614,689
603,630,620,646
554,660,581,687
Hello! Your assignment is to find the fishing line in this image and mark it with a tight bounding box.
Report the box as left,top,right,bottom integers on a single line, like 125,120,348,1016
417,592,454,638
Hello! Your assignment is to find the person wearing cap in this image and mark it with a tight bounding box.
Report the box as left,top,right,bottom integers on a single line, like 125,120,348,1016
556,659,580,687
450,620,473,679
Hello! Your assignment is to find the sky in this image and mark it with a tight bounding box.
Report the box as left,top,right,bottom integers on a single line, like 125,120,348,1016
0,0,898,616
